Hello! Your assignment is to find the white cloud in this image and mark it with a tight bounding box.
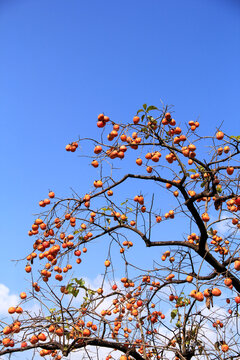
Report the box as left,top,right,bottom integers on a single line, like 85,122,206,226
0,284,18,316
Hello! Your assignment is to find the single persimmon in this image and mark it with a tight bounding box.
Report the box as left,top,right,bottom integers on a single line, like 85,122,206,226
216,131,224,140
136,158,142,166
234,260,240,270
20,292,27,299
221,344,229,352
133,116,140,124
104,260,111,267
212,288,221,296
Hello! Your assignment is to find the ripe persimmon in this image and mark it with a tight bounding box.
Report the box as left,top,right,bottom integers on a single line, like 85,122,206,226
216,131,224,140
2,338,11,347
234,260,240,270
55,328,64,336
48,191,55,198
120,355,128,360
151,154,160,162
98,114,104,121
195,292,204,301
30,335,38,344
94,145,102,154
104,260,111,267
224,278,232,286
212,288,221,296
48,325,55,333
227,166,234,175
3,326,12,335
91,160,99,168
235,296,240,304
201,213,210,222
94,180,103,188
97,121,105,128
35,218,43,225
20,292,27,299
15,306,23,314
38,333,47,341
190,290,197,298
221,344,229,352
133,116,140,124
25,265,31,273
165,112,171,121
120,134,127,142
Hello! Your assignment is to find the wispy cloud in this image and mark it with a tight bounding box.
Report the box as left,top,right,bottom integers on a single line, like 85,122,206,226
0,284,18,316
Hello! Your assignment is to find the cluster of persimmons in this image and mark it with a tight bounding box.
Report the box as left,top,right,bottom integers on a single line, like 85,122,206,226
1,105,240,360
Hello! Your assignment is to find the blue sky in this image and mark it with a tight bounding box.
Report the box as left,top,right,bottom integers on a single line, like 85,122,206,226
0,0,240,355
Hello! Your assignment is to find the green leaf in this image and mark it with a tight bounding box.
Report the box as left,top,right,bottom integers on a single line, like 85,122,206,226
188,169,196,173
137,109,144,114
66,285,73,292
207,227,214,236
147,105,159,111
72,289,79,297
170,309,178,322
88,289,95,295
143,104,147,110
74,278,85,286
200,182,206,188
140,127,148,133
176,320,182,328
141,114,145,122
177,297,183,304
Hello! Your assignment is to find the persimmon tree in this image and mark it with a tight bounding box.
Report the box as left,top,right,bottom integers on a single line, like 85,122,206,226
1,104,240,360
